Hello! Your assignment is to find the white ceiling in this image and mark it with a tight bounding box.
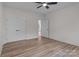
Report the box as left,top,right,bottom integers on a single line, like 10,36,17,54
3,2,79,14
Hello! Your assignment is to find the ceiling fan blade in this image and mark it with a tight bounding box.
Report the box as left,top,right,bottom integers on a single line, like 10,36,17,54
37,5,42,8
47,2,57,5
35,2,43,4
45,6,49,9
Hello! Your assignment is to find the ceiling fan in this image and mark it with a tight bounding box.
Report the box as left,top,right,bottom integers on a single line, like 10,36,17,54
35,2,58,9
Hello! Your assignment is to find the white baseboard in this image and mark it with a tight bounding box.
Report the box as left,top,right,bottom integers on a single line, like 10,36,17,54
25,36,38,40
49,36,79,47
4,35,38,45
15,35,38,41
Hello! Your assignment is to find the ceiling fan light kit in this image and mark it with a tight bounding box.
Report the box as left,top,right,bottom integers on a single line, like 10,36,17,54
43,3,47,6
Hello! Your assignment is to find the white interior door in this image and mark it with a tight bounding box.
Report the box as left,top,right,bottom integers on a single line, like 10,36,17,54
6,13,26,42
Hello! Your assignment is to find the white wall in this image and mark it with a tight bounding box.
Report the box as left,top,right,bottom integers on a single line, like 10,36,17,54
4,7,44,43
0,3,6,56
0,2,3,56
47,4,79,46
0,4,45,55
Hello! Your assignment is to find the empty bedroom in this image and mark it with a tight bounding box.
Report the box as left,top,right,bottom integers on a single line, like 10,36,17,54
0,2,79,57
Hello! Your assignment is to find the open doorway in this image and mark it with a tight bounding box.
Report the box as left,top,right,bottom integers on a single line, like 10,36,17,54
38,18,49,40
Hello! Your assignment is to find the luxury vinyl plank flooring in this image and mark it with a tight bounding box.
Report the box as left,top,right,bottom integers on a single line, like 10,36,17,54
1,37,79,57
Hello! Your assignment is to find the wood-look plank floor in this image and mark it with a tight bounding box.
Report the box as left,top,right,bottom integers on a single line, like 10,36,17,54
1,37,79,57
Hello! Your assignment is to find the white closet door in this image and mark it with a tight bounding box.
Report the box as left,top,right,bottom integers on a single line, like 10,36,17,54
6,13,26,42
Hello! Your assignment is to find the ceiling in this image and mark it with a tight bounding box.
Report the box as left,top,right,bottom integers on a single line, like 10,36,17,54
3,2,79,14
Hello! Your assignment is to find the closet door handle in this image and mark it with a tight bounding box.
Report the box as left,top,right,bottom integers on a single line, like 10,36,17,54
16,30,20,31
